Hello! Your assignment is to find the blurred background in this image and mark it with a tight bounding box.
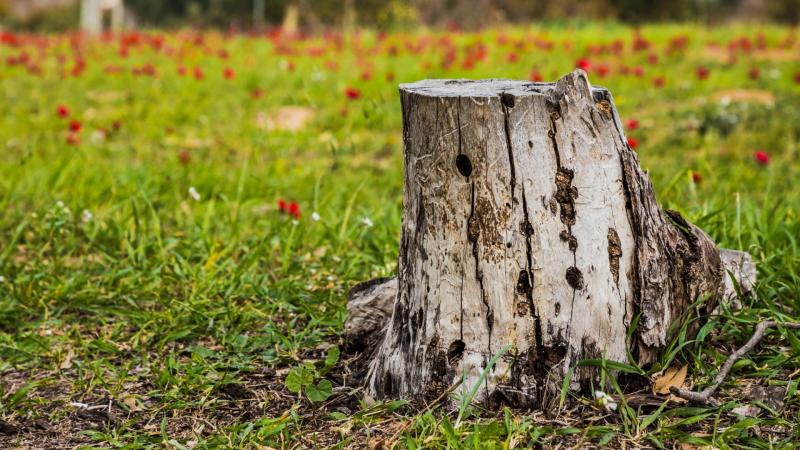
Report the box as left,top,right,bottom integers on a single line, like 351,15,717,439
1,0,799,32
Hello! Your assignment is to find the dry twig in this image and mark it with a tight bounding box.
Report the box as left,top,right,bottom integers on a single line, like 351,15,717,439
670,320,800,405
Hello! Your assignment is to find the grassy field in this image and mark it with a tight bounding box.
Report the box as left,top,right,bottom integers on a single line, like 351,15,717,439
1,22,800,448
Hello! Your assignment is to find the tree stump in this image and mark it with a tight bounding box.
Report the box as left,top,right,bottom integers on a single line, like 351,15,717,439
345,70,755,410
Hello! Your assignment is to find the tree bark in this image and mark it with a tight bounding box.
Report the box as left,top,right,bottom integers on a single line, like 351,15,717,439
346,70,755,410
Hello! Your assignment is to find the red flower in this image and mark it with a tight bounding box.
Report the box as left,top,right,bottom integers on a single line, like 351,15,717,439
575,58,591,71
193,66,204,80
345,87,361,100
633,65,644,77
385,71,396,82
66,132,80,146
748,67,760,80
69,120,82,132
794,71,800,84
178,149,190,165
288,201,300,219
754,150,769,166
57,104,70,118
625,119,638,131
691,171,702,184
223,67,235,80
177,65,187,76
696,66,710,80
277,199,288,212
627,137,639,150
653,76,665,88
251,88,263,99
529,70,543,82
595,64,609,78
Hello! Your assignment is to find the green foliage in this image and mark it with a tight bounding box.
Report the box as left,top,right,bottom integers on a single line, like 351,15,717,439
0,22,799,448
285,347,339,402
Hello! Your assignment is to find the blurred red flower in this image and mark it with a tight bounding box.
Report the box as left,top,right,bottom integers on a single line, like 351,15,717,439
66,132,80,146
345,87,361,100
69,120,81,132
193,66,204,80
575,58,591,71
178,150,190,165
625,119,638,131
223,67,235,79
277,199,300,219
529,70,543,82
627,137,639,150
653,76,665,88
288,201,300,219
748,67,760,80
754,150,769,165
696,66,710,80
691,171,702,184
57,105,70,118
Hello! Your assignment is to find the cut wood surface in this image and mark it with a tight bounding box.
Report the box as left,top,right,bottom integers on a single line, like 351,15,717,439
345,70,756,410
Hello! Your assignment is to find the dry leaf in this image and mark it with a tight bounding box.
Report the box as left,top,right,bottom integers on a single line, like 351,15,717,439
60,347,75,369
122,396,141,412
653,365,688,395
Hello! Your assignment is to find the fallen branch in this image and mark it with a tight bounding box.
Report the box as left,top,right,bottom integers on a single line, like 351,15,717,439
670,320,800,405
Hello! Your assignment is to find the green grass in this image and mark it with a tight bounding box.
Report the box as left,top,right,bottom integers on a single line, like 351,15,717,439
1,22,800,448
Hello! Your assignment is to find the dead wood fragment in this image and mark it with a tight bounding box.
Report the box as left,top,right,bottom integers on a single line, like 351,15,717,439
670,321,800,405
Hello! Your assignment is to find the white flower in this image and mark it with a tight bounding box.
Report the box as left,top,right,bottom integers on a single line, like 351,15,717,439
0,275,5,283
55,200,71,215
81,209,93,223
361,216,374,228
311,212,321,222
594,390,618,412
188,187,201,201
91,130,106,144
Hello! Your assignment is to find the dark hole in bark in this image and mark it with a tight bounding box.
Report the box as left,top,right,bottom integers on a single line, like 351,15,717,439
528,140,533,148
516,270,532,295
383,371,393,396
565,266,584,290
447,340,465,363
455,154,472,177
500,92,515,108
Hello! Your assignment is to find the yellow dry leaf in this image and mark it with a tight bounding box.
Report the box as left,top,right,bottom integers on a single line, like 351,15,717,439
654,365,688,395
60,347,75,369
123,396,141,412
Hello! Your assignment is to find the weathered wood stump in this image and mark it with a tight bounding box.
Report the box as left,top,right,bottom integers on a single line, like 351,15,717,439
346,70,754,410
